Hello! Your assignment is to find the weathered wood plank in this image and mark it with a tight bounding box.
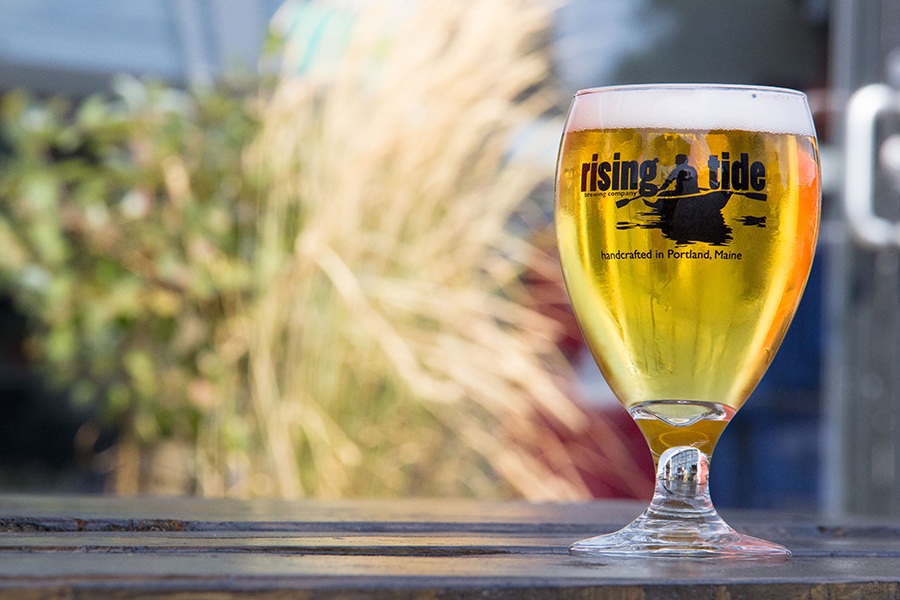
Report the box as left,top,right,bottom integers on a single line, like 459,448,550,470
0,495,644,526
0,496,899,598
0,554,899,598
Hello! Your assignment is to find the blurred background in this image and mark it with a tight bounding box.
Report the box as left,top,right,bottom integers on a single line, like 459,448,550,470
0,0,897,517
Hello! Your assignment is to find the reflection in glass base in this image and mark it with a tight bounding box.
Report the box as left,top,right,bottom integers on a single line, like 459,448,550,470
569,446,791,559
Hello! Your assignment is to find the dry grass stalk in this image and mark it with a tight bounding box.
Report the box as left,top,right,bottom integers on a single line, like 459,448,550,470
197,0,646,499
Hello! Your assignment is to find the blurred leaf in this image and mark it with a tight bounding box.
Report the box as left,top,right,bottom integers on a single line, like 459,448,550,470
0,76,261,461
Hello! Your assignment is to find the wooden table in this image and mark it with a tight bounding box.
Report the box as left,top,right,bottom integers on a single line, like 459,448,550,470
0,495,898,598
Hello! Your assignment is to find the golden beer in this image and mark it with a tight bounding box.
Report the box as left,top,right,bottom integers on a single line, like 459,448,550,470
634,408,731,466
556,127,819,460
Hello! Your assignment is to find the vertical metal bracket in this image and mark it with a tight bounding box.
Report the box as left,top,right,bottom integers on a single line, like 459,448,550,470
844,84,900,247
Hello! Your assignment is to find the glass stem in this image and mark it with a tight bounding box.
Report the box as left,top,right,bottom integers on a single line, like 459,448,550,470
569,442,792,556
643,445,719,524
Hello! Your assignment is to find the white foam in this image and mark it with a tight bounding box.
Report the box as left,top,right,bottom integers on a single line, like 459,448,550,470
567,84,816,136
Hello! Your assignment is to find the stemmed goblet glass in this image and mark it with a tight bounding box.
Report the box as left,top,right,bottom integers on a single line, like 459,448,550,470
555,84,820,557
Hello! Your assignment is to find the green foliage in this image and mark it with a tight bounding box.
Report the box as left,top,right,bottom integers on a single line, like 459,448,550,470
0,76,260,458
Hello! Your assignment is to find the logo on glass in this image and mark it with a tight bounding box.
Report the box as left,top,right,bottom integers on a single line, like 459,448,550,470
580,151,768,246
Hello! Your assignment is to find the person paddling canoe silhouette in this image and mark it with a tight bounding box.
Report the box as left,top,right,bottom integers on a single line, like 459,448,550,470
644,154,699,211
661,153,699,195
644,154,705,219
643,154,733,245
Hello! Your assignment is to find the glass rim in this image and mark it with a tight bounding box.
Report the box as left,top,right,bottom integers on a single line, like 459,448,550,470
573,83,807,98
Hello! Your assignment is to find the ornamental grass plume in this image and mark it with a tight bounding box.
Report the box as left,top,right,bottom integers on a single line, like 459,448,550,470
210,0,647,499
0,0,647,499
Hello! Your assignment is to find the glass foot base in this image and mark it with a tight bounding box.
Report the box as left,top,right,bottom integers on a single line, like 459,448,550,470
569,513,791,558
570,446,791,559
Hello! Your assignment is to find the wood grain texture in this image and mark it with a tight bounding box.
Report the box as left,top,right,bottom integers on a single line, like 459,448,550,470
0,496,898,599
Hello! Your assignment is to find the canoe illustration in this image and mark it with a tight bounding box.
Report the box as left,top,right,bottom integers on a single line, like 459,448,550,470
615,187,767,246
642,189,733,221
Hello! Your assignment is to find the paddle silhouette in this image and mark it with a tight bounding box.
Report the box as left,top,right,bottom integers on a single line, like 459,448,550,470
615,188,768,209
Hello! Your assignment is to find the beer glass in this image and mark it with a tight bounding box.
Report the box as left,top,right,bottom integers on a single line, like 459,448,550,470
555,84,820,557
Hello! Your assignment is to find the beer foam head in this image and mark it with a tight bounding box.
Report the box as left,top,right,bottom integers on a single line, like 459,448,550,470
567,84,816,136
